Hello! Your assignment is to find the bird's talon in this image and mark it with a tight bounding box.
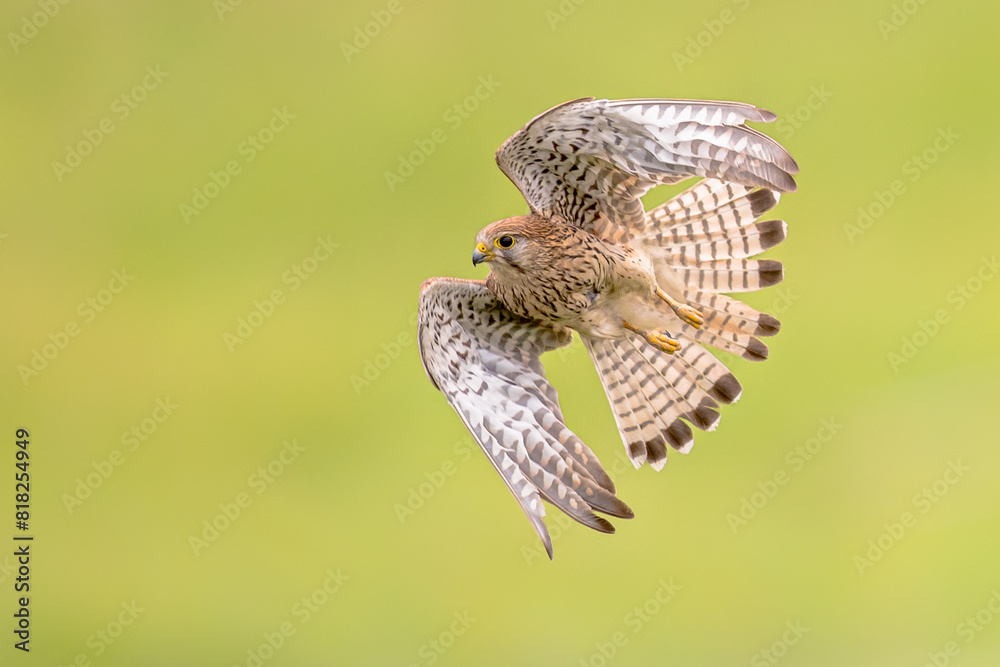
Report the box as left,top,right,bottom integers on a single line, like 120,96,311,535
655,288,702,328
647,330,681,354
676,305,703,328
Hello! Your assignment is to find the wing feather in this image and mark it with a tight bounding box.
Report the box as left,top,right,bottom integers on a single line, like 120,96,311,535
418,278,631,558
496,98,797,244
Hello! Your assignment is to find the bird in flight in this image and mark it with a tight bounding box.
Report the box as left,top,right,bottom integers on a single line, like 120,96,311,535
418,97,797,558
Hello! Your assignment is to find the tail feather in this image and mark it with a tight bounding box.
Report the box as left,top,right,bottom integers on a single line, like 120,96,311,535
587,338,665,468
675,258,783,293
699,310,768,339
672,341,743,404
622,337,720,434
643,179,780,244
584,334,735,470
684,291,781,338
688,327,769,362
578,175,789,473
609,339,691,460
650,219,787,263
641,177,785,355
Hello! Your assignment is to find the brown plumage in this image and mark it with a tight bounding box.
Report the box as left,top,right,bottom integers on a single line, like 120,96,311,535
418,97,797,557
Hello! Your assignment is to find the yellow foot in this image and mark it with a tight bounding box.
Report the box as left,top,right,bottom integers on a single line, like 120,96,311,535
673,303,704,328
656,288,703,328
647,330,681,354
623,321,682,354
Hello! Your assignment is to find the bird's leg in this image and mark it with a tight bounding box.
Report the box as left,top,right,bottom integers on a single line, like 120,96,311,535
623,320,681,354
656,287,703,328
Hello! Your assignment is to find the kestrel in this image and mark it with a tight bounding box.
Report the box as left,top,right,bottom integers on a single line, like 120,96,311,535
418,98,797,558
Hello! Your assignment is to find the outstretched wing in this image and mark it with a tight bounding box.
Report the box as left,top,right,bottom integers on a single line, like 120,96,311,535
417,277,632,558
495,97,799,244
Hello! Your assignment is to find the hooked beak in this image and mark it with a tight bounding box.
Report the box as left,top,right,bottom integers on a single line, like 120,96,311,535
472,242,492,266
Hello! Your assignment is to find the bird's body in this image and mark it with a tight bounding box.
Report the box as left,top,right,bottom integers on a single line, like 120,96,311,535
481,215,663,339
418,97,798,557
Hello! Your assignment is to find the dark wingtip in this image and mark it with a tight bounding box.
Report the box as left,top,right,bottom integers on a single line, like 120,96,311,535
766,168,798,193
748,189,780,219
593,516,616,534
755,313,781,337
590,489,636,520
743,337,769,362
690,398,721,432
758,259,784,288
627,441,646,462
583,458,616,494
581,480,634,519
664,420,694,452
756,219,787,250
541,533,554,560
597,473,616,495
645,436,668,471
711,373,743,404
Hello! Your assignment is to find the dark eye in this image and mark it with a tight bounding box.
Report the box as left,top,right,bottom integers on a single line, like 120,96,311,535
496,235,514,248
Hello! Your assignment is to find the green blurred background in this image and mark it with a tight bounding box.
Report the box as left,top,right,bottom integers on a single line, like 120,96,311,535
2,0,998,664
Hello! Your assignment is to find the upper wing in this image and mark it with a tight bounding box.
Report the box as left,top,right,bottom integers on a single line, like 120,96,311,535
495,97,799,244
417,277,632,558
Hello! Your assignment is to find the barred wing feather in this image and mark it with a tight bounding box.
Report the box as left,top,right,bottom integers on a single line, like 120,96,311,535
417,278,632,558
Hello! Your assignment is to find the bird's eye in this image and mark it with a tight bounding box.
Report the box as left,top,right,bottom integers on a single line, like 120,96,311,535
496,235,514,249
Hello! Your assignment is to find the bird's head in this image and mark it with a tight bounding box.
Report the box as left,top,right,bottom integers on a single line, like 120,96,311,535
472,215,554,275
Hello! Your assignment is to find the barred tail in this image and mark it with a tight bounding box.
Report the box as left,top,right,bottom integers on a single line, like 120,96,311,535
640,178,788,361
582,334,741,470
